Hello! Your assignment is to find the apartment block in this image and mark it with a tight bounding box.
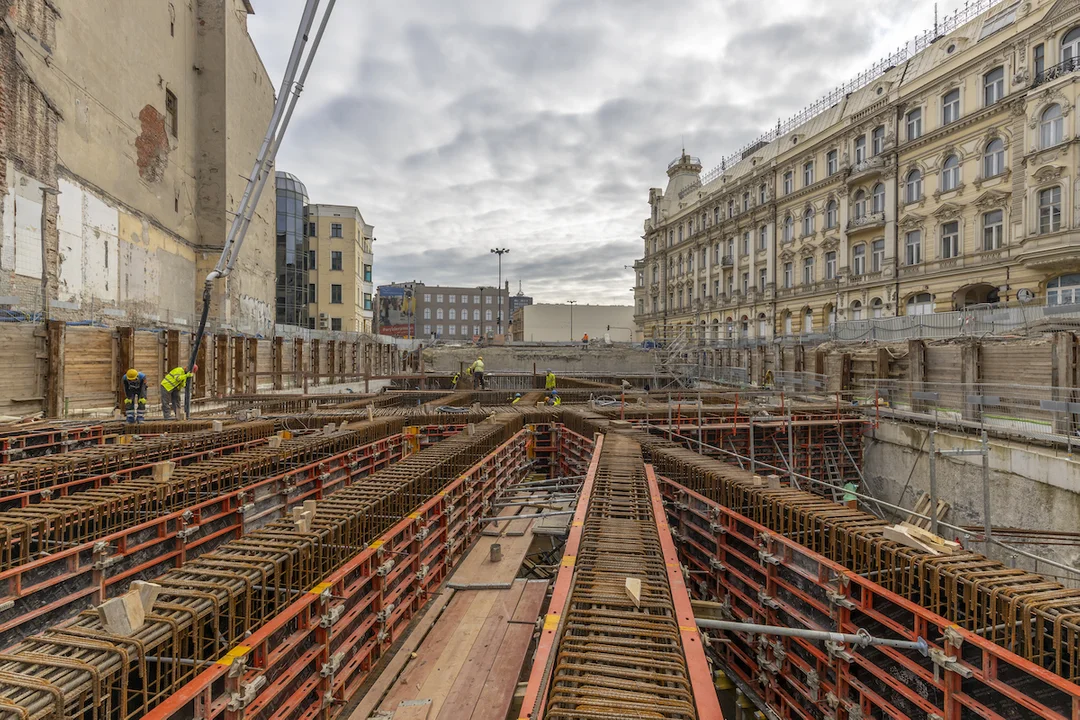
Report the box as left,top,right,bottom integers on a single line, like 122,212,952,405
634,0,1080,342
307,205,374,333
376,281,512,341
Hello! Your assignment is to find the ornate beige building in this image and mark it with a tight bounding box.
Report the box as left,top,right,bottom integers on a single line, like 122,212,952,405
634,0,1080,342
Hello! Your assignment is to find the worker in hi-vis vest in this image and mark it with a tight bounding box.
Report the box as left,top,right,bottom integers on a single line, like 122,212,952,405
545,369,556,391
160,365,196,421
469,356,485,389
122,369,148,424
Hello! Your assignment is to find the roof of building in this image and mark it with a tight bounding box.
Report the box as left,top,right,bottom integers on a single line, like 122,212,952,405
275,171,308,200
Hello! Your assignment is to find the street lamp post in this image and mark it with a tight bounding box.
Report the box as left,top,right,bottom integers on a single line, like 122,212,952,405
405,288,414,340
568,300,577,342
490,248,509,335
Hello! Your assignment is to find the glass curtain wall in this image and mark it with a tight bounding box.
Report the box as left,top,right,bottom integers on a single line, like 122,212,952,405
275,172,310,327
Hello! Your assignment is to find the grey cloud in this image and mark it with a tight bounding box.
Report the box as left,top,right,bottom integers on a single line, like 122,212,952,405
251,0,967,305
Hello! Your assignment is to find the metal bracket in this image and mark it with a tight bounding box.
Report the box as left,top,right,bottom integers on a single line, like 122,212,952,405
847,705,864,720
709,557,726,571
376,559,395,577
176,527,199,542
416,525,430,542
320,605,344,628
943,625,964,649
319,652,343,678
805,669,819,701
375,603,396,624
825,640,854,663
757,589,780,610
227,675,266,711
39,488,52,500
416,564,429,581
827,590,856,610
929,647,974,678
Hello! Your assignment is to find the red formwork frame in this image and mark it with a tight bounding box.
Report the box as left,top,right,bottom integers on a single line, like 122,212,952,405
0,424,105,462
0,433,407,650
145,424,580,720
517,434,604,720
645,465,726,719
657,477,1080,720
0,437,267,510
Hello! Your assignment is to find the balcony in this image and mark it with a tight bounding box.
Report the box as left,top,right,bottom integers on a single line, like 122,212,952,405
721,255,734,267
847,212,886,232
848,270,884,286
1033,58,1080,88
846,155,886,183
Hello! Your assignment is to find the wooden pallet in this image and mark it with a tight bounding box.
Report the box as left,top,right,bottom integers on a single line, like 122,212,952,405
905,492,951,530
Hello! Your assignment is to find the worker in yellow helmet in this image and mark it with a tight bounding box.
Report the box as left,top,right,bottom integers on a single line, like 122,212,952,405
469,355,486,389
511,392,522,404
121,368,148,423
547,390,561,406
160,365,196,420
545,369,556,391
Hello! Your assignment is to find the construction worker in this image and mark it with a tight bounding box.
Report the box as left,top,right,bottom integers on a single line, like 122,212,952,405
512,392,522,404
451,371,460,390
581,333,588,349
842,481,859,510
122,369,148,423
547,390,561,406
545,369,556,391
160,365,196,421
469,355,485,389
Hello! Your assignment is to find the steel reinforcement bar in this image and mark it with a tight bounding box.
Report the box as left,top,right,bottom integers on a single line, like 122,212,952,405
143,421,555,720
561,410,1080,701
520,433,721,720
0,422,276,493
0,426,413,652
0,416,523,720
0,419,407,576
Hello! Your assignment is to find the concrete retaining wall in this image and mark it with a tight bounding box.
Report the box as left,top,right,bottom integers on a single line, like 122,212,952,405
424,346,654,374
864,419,1080,574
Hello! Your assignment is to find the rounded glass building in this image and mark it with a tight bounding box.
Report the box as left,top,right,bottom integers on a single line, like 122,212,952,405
275,171,310,327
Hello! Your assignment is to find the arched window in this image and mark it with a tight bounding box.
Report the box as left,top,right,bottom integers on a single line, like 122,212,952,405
711,318,720,341
983,67,1004,105
942,89,960,124
905,170,923,203
1062,27,1080,63
803,207,815,236
803,308,813,334
677,256,684,274
759,183,767,204
850,300,864,321
740,315,749,337
725,317,734,339
687,252,693,273
853,190,867,219
652,264,659,283
758,313,767,338
871,183,885,213
1041,104,1064,148
783,311,793,336
941,155,960,192
870,297,884,319
783,214,794,242
826,200,838,228
907,292,934,316
1048,274,1080,306
983,139,1005,177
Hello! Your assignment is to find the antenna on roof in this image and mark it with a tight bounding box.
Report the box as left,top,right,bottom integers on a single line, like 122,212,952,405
934,3,939,35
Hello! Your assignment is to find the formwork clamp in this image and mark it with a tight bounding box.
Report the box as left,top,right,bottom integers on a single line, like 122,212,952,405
929,647,973,678
756,588,780,610
92,541,118,571
826,589,856,610
805,670,820,701
39,488,53,501
709,557,727,571
319,652,343,678
320,605,344,628
376,559,395,577
825,640,854,663
416,525,430,542
227,675,266,711
416,564,429,581
376,603,396,624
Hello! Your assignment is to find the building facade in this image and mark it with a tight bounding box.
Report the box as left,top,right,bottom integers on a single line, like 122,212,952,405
376,282,511,341
634,0,1080,343
0,0,277,332
512,304,637,343
509,283,534,320
306,205,374,333
275,172,309,327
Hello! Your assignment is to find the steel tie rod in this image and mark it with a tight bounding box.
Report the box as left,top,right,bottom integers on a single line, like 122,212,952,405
695,618,929,655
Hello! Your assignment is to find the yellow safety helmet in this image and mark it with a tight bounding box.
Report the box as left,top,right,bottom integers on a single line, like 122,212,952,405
478,355,483,360
126,368,139,381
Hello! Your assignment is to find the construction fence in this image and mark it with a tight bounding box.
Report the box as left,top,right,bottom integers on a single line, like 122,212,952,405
0,322,405,418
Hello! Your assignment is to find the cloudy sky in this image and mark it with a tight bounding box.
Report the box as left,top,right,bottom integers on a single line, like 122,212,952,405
249,0,973,305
